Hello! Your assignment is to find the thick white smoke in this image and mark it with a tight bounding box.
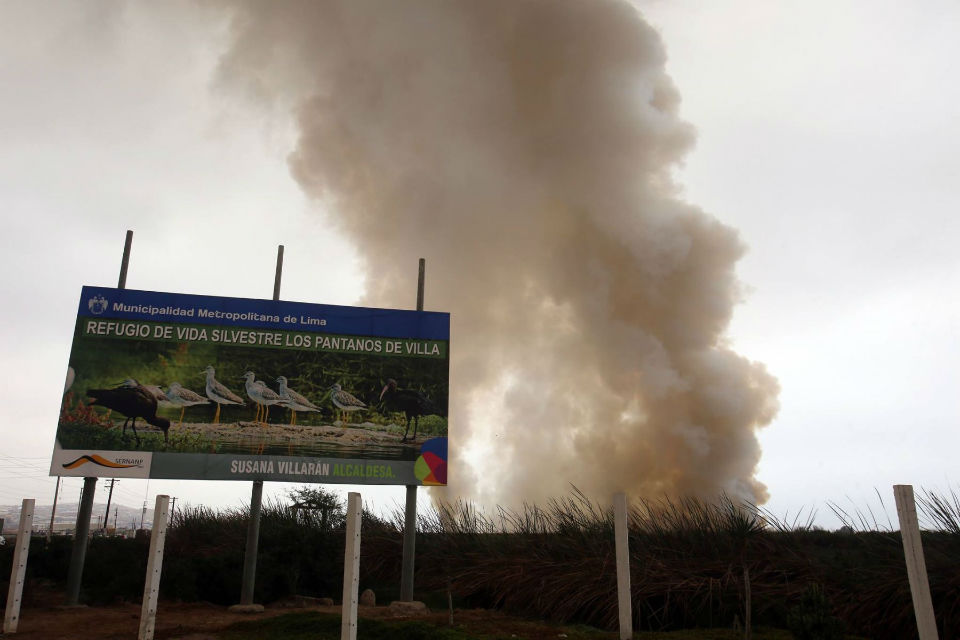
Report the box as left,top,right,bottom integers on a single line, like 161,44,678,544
211,0,779,505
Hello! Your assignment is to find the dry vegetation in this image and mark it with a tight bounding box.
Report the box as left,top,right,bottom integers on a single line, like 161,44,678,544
3,488,959,638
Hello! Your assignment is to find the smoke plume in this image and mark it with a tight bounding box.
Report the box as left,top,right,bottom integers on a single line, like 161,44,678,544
212,0,779,505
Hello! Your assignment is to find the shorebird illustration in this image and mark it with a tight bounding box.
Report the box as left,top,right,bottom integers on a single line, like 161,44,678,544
118,378,171,407
203,366,243,424
165,382,210,427
328,383,366,424
145,384,173,407
379,378,441,442
243,372,282,425
276,376,319,425
87,382,170,446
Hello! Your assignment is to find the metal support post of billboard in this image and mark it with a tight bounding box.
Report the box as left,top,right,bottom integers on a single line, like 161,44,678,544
3,498,35,634
341,492,362,640
400,485,417,601
47,476,60,542
236,244,283,610
238,480,263,608
400,258,425,602
118,229,133,289
613,492,633,640
103,478,116,531
66,229,133,605
138,494,170,640
894,484,940,640
65,476,97,605
273,244,284,302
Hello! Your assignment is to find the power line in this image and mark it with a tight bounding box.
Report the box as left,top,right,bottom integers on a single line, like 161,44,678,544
0,454,52,461
0,461,52,470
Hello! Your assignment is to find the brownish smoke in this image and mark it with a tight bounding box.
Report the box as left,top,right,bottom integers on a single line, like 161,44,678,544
212,0,779,505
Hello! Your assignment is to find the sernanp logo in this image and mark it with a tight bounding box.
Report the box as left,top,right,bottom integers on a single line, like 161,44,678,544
62,454,140,470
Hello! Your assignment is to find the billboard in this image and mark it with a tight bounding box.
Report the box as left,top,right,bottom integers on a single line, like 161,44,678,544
51,286,449,486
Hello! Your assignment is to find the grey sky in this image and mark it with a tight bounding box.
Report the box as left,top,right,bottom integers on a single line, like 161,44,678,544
2,1,958,526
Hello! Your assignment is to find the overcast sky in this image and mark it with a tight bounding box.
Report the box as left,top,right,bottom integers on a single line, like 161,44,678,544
1,0,958,528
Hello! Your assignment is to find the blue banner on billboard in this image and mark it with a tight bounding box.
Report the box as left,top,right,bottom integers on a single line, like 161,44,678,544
79,286,449,338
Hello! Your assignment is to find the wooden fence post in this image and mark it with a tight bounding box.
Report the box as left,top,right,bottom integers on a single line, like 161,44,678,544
3,498,35,634
893,484,939,640
614,492,632,640
341,492,362,640
138,495,170,640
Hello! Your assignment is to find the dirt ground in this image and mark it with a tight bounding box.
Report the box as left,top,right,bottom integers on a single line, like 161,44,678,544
3,594,604,640
4,599,284,639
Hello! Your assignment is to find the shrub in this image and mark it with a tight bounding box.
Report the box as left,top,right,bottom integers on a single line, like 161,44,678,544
787,583,845,640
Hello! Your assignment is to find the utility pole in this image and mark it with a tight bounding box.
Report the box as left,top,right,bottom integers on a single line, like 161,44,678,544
114,508,118,531
47,476,61,542
103,479,117,531
140,500,147,530
169,497,177,524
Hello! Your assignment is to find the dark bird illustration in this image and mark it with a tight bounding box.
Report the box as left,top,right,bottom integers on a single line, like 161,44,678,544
378,378,441,442
87,382,171,446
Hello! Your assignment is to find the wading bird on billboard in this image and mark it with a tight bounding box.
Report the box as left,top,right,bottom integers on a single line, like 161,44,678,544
276,376,320,425
119,378,170,407
145,384,172,406
328,383,366,424
165,382,210,427
243,372,282,425
203,365,243,424
87,382,170,446
379,379,439,442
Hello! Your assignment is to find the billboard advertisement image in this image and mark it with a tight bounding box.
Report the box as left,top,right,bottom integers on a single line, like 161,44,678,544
52,286,449,486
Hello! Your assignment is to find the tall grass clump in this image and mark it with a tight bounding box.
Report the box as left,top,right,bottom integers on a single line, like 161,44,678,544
920,487,960,534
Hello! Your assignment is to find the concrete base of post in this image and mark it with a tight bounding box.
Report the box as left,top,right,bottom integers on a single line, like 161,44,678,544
228,604,266,613
388,601,429,615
